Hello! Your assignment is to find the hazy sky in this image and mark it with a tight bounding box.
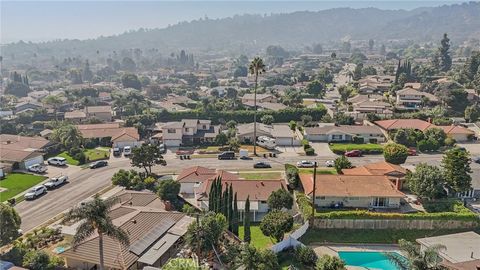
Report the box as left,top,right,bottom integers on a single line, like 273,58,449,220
1,1,464,43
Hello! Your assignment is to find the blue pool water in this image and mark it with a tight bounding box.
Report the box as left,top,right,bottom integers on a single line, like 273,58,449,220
338,251,403,270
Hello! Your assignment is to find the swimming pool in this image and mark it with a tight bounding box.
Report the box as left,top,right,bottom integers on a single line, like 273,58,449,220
338,251,404,270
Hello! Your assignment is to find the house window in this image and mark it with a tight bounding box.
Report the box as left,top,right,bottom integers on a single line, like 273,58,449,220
316,196,326,200
202,125,207,129
260,200,267,204
331,135,342,140
167,129,176,133
185,128,189,132
349,197,360,200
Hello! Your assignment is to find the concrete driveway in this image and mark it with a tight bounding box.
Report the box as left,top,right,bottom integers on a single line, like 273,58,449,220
310,142,336,157
277,146,303,157
45,164,83,178
457,143,480,155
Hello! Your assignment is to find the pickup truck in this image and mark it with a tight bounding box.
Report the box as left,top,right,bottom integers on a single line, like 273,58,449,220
43,175,68,189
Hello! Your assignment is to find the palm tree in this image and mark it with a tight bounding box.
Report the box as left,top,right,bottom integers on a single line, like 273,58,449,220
388,239,446,270
248,57,266,156
54,125,83,149
62,195,129,270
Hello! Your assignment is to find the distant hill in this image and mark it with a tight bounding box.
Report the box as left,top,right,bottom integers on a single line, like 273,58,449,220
3,2,480,60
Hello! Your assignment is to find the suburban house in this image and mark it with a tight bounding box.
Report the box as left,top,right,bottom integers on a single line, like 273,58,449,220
243,101,287,111
85,106,113,122
241,93,277,103
61,190,194,269
357,75,394,94
0,134,55,169
374,119,475,142
299,174,405,209
14,101,42,114
76,123,141,148
395,87,439,109
195,178,286,221
374,119,435,132
176,166,239,196
342,161,408,189
416,232,480,270
159,119,219,147
304,125,385,143
438,125,475,142
64,110,87,123
236,123,302,146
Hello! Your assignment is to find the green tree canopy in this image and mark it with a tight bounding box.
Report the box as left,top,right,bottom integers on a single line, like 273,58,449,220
334,156,353,174
316,254,346,270
0,203,21,246
267,188,293,210
306,80,325,97
442,148,472,193
157,179,181,202
121,73,142,90
406,163,446,200
186,212,227,257
130,143,166,175
383,143,409,165
259,210,293,242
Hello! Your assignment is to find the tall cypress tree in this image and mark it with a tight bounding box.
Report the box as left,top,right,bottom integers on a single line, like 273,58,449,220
244,196,251,243
215,177,222,213
208,178,215,211
223,187,229,217
232,192,239,235
228,184,233,231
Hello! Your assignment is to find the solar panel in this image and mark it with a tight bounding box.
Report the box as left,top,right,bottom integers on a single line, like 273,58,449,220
129,218,176,256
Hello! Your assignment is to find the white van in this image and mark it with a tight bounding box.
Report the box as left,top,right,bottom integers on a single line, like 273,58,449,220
123,146,132,157
47,157,67,166
239,149,249,159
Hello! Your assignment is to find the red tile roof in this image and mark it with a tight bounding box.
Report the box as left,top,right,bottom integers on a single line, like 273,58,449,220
342,161,408,176
299,174,404,198
438,125,475,135
198,179,285,201
375,119,434,132
176,166,239,183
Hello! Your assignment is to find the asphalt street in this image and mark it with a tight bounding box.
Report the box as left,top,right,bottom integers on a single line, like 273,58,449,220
15,150,450,231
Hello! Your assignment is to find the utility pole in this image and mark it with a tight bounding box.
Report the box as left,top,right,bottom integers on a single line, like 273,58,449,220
311,161,317,218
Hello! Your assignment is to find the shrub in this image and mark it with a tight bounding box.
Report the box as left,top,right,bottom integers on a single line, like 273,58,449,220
444,137,456,147
294,246,318,267
383,143,408,164
296,191,313,220
352,136,364,144
74,152,86,164
305,148,315,156
83,139,97,149
285,164,300,188
68,147,82,156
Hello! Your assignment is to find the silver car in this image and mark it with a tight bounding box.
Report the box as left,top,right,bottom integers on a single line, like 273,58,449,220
24,186,47,200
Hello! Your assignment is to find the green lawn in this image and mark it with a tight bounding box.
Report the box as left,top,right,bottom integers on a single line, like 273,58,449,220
0,173,47,202
329,143,383,154
58,152,80,165
239,172,282,180
298,168,337,174
84,148,110,161
239,225,273,249
300,228,479,245
58,147,110,165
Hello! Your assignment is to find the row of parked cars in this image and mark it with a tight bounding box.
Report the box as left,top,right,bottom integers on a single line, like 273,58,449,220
24,175,69,200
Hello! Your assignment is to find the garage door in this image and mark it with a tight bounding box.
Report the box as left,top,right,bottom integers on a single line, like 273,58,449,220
23,155,44,169
164,139,181,147
276,138,293,146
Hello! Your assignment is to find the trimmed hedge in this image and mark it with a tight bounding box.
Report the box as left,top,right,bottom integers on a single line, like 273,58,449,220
154,106,327,124
315,209,479,222
296,192,313,220
329,143,383,155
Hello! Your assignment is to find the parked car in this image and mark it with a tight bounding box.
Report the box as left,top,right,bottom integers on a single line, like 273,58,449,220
239,149,249,159
123,146,132,157
218,151,235,160
47,157,67,166
296,160,316,168
43,175,68,189
28,164,47,173
325,160,335,167
408,148,417,156
24,185,47,200
253,162,271,168
344,150,362,157
113,147,122,157
89,160,108,169
472,156,480,164
159,144,166,154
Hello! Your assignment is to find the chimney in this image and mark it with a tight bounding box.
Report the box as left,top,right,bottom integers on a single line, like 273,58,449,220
131,219,137,224
164,200,173,211
6,140,11,144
